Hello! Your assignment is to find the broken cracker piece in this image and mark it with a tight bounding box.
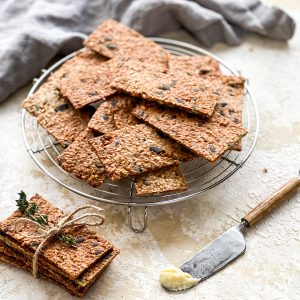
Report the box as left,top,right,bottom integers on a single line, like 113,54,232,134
88,93,137,134
57,129,106,187
134,166,187,196
22,79,90,147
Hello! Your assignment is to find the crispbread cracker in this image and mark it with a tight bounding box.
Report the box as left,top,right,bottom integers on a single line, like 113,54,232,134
22,79,90,147
213,76,245,150
84,19,169,72
89,124,194,181
113,109,139,129
88,93,138,133
57,129,106,187
60,59,117,109
111,61,220,116
52,48,107,82
133,102,247,162
168,55,221,77
134,166,187,196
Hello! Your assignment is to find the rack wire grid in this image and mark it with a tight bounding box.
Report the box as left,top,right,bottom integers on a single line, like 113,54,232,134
22,38,259,232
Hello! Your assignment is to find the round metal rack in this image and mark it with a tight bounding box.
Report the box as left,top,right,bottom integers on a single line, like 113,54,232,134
22,38,259,232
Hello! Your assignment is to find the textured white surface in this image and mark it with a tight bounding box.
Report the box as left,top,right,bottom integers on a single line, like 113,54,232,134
0,6,300,300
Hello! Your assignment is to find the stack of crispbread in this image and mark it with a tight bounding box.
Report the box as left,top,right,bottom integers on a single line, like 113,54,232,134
22,19,247,196
0,194,119,297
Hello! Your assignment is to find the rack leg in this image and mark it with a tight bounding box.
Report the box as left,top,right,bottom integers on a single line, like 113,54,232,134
127,206,148,233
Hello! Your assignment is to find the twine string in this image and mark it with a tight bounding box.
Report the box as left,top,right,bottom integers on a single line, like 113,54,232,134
14,205,105,277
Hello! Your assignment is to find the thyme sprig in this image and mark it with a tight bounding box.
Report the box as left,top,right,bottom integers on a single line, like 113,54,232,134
16,191,76,247
59,234,77,247
16,191,48,226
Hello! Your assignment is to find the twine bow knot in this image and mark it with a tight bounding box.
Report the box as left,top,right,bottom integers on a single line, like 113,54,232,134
14,205,105,277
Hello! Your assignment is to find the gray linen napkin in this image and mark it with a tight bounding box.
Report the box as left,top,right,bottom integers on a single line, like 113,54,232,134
0,0,295,103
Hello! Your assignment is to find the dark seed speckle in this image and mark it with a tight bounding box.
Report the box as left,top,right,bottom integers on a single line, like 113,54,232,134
88,91,98,97
176,98,184,104
199,69,209,74
106,44,118,50
55,103,69,112
75,237,85,244
30,242,40,249
159,84,171,91
95,249,102,255
102,114,109,121
91,242,99,247
150,146,162,154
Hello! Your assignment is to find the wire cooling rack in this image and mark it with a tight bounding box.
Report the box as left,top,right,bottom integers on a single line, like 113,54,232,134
22,38,259,232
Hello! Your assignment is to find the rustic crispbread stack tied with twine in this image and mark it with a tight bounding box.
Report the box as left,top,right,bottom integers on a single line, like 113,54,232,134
0,194,119,297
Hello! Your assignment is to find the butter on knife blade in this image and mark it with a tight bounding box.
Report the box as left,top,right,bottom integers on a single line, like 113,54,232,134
159,267,200,291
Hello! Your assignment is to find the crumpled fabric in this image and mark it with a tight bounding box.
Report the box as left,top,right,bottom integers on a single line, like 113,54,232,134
0,0,295,102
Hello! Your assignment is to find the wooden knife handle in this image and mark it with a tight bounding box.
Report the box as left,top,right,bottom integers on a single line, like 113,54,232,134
242,177,300,227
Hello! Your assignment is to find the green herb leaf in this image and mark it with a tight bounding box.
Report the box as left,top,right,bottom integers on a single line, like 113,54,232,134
16,190,28,212
25,202,39,217
59,234,77,247
33,214,48,226
16,191,48,226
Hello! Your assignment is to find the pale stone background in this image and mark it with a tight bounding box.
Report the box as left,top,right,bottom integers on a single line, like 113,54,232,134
0,1,299,299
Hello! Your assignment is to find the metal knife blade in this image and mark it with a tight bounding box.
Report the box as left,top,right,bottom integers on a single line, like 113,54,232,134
180,222,246,280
